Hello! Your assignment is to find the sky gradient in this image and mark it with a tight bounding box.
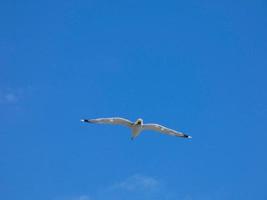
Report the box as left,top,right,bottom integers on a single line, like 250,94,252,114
1,0,267,200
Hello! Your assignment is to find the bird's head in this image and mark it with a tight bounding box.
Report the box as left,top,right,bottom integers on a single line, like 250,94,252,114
135,118,143,125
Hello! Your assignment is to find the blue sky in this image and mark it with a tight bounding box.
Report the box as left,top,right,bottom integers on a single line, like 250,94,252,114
1,0,267,199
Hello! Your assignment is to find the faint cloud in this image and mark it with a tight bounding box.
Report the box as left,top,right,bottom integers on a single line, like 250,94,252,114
54,195,92,200
73,195,91,200
4,93,17,102
0,86,32,104
93,174,166,200
55,176,230,200
110,174,160,192
183,194,193,200
55,175,162,200
0,91,18,103
0,87,26,104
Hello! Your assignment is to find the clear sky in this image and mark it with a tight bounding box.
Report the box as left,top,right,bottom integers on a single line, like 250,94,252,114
1,0,267,200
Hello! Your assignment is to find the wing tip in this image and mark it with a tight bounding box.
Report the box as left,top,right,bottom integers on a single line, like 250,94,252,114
81,119,91,123
183,134,192,139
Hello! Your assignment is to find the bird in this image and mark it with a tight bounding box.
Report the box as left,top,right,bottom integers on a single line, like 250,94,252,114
81,117,192,140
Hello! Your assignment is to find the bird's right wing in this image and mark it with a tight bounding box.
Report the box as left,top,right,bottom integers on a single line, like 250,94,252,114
81,117,133,127
142,123,191,138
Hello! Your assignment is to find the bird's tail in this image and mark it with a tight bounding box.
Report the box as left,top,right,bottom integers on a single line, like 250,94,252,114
131,128,141,140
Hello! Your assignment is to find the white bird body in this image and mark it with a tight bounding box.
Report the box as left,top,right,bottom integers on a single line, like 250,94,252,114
131,118,143,139
81,117,192,140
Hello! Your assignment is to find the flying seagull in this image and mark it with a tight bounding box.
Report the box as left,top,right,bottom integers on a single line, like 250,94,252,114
81,117,192,140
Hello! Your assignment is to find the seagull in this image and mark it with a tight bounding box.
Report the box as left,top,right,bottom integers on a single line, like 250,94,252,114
81,117,192,140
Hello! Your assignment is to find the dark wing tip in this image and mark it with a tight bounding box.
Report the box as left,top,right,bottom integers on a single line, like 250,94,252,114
183,134,192,139
81,119,91,123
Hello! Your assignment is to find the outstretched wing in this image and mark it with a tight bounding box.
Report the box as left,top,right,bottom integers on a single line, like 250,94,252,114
142,123,191,138
81,117,133,127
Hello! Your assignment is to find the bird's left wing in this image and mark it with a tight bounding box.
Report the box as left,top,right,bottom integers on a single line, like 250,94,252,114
81,117,133,127
142,123,191,138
